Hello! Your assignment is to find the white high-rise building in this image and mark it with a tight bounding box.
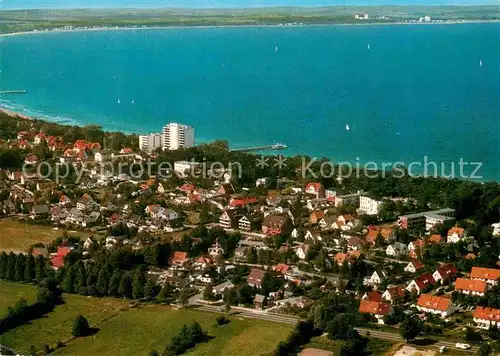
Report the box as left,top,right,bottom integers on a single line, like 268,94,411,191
162,123,194,150
139,133,162,153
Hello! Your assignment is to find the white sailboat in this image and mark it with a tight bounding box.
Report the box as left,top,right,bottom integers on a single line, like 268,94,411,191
345,123,350,131
479,59,483,67
367,43,371,50
275,45,278,53
132,99,135,104
117,98,121,104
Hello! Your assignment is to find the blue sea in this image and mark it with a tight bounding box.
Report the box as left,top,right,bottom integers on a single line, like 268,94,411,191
0,24,499,181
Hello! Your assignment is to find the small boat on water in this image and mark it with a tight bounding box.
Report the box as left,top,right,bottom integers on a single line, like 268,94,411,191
345,123,350,131
479,59,483,67
275,45,278,53
117,98,121,104
132,99,135,104
271,143,287,150
367,43,371,50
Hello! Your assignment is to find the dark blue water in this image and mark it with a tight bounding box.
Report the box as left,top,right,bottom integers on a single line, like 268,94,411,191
0,24,499,180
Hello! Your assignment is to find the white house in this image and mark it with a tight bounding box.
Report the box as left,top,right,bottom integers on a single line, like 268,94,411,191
454,278,487,297
294,244,310,260
470,267,500,286
359,300,392,324
381,286,405,304
473,307,500,329
406,273,435,295
432,264,457,284
386,242,407,257
404,260,424,274
416,294,455,318
492,223,500,237
363,270,386,286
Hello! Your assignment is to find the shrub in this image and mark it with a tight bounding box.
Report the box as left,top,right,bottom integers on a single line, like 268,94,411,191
72,315,90,337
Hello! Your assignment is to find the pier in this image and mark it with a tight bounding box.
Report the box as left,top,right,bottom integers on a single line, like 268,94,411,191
230,144,287,153
0,90,27,94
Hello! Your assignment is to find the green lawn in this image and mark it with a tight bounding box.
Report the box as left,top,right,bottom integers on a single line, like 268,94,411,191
0,280,37,317
0,294,128,354
56,305,292,356
305,335,397,355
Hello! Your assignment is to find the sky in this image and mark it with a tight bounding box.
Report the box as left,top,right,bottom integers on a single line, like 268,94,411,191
1,0,498,10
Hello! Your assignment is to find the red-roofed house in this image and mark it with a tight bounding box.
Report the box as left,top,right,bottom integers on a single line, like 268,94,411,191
473,307,500,329
305,182,325,198
447,226,467,243
470,267,500,285
455,278,487,297
229,197,258,208
247,268,266,288
24,154,39,165
406,273,436,294
362,290,382,303
429,234,444,244
404,260,424,273
120,147,133,154
381,286,406,304
169,251,188,265
50,246,72,270
408,239,425,251
34,132,46,144
359,300,393,324
309,210,325,225
417,294,455,318
273,264,290,275
432,264,457,284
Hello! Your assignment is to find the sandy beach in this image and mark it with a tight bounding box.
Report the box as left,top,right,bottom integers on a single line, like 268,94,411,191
1,19,499,38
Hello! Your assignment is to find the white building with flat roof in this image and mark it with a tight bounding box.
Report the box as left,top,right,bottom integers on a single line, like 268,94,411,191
162,122,194,150
139,133,162,153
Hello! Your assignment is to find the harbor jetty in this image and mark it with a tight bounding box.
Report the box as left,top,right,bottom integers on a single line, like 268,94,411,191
0,90,27,94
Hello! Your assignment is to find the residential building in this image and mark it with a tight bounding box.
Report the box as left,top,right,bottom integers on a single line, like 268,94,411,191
447,226,467,243
404,260,424,274
359,196,382,215
294,243,310,260
169,251,189,266
381,286,405,304
362,290,382,302
254,294,267,310
247,268,266,288
364,270,386,286
398,208,455,230
473,307,500,329
335,192,361,208
492,223,500,237
455,278,487,297
408,239,425,251
162,122,195,150
174,160,200,177
386,242,407,257
138,132,162,153
262,215,293,236
219,210,242,229
309,210,325,224
470,267,500,285
432,264,457,284
406,273,436,294
416,294,455,318
425,213,455,231
304,182,325,198
358,300,392,324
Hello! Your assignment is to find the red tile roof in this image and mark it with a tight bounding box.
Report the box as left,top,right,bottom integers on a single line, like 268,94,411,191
417,294,452,312
247,268,266,287
429,234,443,244
170,251,188,264
364,290,382,302
273,264,290,274
447,226,465,237
305,182,323,193
474,306,500,322
471,267,500,281
455,278,487,293
412,273,436,290
359,300,392,315
435,264,457,280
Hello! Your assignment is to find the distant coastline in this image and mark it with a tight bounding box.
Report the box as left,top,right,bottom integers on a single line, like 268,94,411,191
1,19,500,37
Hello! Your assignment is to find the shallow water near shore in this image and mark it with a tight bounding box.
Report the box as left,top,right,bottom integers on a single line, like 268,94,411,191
0,24,499,180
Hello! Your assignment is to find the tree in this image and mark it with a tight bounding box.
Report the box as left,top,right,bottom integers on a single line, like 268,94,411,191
399,316,422,342
14,253,26,282
96,266,111,296
118,273,132,298
144,278,157,299
108,270,122,296
72,315,90,337
61,265,76,294
203,285,215,301
35,255,46,283
246,247,257,264
29,345,37,356
132,270,146,299
24,254,35,282
479,342,492,356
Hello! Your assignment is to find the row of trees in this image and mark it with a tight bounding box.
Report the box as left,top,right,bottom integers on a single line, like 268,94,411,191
0,252,47,283
274,320,320,355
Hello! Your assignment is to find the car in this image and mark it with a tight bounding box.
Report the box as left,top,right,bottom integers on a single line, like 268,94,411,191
455,343,471,350
439,346,447,354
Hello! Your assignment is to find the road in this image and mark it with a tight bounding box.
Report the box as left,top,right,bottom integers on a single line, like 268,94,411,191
191,303,479,353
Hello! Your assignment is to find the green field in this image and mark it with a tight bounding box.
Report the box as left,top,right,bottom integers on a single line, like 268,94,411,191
0,218,87,253
305,335,397,355
0,280,38,317
0,281,291,355
56,305,291,356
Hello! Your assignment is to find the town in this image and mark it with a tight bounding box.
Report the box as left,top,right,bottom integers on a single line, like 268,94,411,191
0,112,499,356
